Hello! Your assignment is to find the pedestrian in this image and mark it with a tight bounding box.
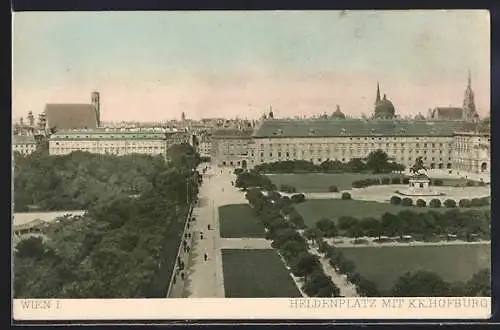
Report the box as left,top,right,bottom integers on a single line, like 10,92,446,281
200,233,204,240
186,246,190,253
204,253,208,261
181,272,185,280
188,232,191,238
208,224,211,230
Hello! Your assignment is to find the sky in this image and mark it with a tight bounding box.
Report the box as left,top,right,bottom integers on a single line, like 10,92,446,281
12,10,490,122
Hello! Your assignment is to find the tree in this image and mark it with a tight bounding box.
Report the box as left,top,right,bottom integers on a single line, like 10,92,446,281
294,254,321,278
357,277,380,297
345,158,366,173
360,217,381,238
315,218,338,237
391,271,451,297
338,216,359,231
303,227,323,245
465,269,490,297
346,222,364,240
15,237,46,260
366,150,390,173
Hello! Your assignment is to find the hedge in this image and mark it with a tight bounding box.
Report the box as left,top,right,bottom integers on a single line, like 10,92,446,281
401,198,413,207
429,199,442,208
341,192,352,200
390,196,402,205
416,199,427,207
328,185,339,193
444,199,457,208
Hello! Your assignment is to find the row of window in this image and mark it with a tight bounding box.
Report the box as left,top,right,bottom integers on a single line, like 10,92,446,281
257,142,452,149
256,154,452,162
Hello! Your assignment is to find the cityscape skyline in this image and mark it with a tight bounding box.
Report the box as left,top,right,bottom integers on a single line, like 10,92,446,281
13,10,490,122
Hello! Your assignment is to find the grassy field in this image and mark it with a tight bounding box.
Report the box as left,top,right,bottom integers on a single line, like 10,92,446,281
267,173,401,192
340,244,491,293
222,249,302,298
294,199,490,227
218,204,266,238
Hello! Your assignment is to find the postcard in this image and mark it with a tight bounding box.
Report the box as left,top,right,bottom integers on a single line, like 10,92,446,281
12,9,491,321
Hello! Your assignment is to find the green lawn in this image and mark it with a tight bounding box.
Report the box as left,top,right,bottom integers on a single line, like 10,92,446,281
340,244,491,293
267,173,401,192
294,199,490,227
222,249,302,298
218,204,266,238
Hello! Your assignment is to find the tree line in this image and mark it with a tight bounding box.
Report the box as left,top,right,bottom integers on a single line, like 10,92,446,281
14,143,202,298
244,188,342,297
253,150,405,174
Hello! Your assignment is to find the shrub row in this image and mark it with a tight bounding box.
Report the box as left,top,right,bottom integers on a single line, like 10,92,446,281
245,189,341,297
391,196,490,209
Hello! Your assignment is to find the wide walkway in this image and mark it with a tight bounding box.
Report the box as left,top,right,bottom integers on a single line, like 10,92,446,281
180,165,251,298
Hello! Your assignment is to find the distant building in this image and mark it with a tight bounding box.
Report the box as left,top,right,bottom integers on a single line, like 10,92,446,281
373,82,396,119
211,128,254,167
429,72,480,121
331,105,346,119
44,92,101,131
49,129,168,158
13,135,37,155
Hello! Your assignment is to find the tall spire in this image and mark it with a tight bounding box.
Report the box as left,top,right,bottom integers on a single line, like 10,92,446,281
468,69,472,88
375,82,381,105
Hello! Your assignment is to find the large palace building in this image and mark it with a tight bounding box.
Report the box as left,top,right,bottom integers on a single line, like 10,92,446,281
212,77,490,176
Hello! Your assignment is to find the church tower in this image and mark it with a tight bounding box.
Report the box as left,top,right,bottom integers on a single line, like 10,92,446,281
375,82,381,105
462,70,477,121
91,91,101,127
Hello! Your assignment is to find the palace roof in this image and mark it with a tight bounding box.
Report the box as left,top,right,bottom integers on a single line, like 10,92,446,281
253,119,467,138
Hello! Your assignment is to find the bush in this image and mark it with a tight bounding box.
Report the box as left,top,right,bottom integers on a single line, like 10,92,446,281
444,199,457,208
466,180,476,187
280,184,297,193
352,178,381,188
328,185,339,193
381,177,391,185
390,196,402,205
341,192,352,200
401,198,413,207
402,177,410,184
433,179,444,186
416,199,427,207
429,199,442,208
458,199,471,208
291,193,306,203
391,177,401,184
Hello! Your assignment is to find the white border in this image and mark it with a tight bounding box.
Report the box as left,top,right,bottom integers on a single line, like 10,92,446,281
13,297,491,320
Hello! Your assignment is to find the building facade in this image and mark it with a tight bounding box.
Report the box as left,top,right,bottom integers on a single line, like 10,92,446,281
452,131,490,174
211,129,253,167
13,135,37,155
49,129,168,158
249,119,467,170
